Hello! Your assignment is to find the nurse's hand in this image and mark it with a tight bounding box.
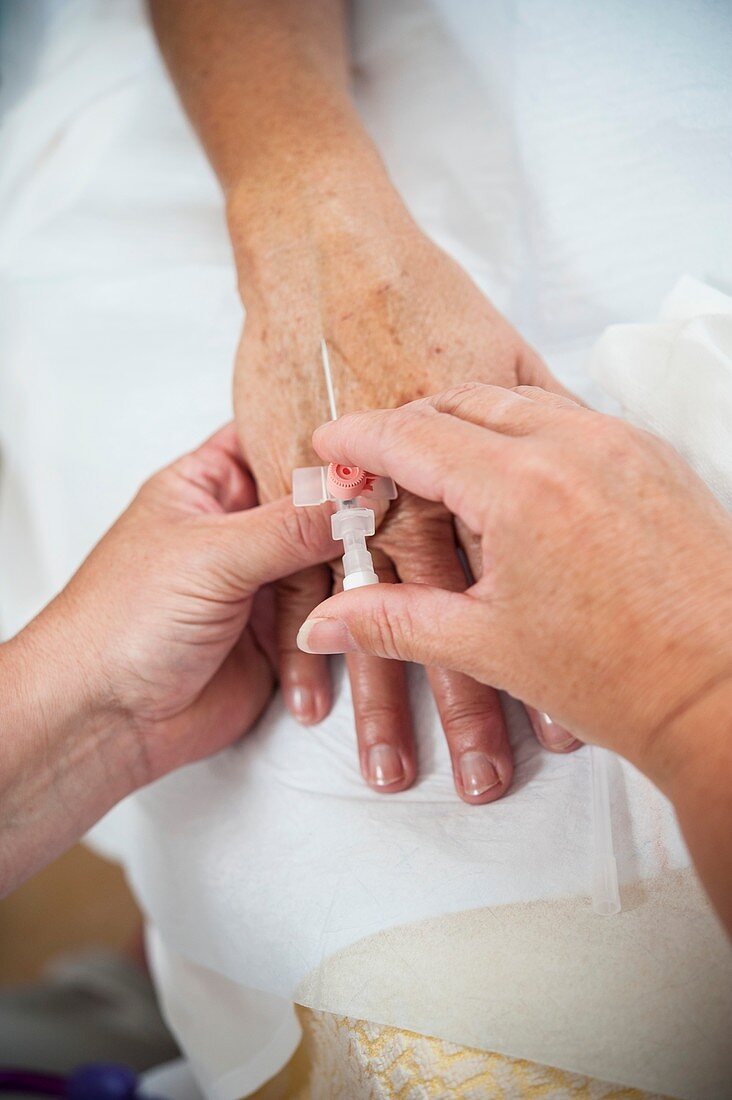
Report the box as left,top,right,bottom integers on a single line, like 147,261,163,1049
298,385,732,929
300,384,732,765
0,425,335,893
233,207,578,804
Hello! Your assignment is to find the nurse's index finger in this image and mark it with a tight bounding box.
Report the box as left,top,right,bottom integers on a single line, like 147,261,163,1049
312,403,510,532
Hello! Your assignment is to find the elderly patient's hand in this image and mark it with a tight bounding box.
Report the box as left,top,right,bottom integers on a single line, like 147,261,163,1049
44,424,335,785
298,384,732,778
233,213,579,803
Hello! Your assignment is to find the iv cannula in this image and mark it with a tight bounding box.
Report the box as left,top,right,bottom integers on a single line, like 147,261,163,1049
590,744,622,915
316,338,383,589
321,338,339,421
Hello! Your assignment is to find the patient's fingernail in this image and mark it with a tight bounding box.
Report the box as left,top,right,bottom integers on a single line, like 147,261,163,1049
529,709,580,752
459,751,500,797
367,743,405,788
297,618,356,654
287,685,318,725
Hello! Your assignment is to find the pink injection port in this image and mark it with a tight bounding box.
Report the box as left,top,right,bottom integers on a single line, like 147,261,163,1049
326,463,375,500
292,458,397,590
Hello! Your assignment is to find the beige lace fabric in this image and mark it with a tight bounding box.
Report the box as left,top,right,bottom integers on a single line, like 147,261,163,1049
251,1008,663,1100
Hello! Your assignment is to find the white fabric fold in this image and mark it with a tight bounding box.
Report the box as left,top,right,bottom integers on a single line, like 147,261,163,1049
591,276,732,511
1,2,731,1098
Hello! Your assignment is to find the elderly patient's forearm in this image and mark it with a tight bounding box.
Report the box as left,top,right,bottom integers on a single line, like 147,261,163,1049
0,612,139,895
149,0,352,188
148,0,398,254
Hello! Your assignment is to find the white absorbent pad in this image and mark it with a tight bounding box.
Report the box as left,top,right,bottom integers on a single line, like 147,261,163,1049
0,2,731,1098
591,276,732,512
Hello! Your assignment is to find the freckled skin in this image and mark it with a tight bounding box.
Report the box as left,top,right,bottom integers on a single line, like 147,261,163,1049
234,225,550,503
150,0,578,798
227,212,575,801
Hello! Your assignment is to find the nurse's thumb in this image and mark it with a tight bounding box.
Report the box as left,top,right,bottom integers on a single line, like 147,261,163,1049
297,583,491,682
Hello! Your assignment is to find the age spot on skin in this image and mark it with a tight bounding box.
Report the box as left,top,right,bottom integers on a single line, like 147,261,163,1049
395,385,425,403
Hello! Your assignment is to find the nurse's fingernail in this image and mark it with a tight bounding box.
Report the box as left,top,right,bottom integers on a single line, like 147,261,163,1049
297,618,356,654
459,751,500,797
367,743,405,788
529,709,580,752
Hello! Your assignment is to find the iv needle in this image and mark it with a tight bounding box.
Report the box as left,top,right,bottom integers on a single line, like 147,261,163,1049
321,338,339,421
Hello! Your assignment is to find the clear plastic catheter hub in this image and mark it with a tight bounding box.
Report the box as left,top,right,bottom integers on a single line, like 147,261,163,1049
292,463,397,590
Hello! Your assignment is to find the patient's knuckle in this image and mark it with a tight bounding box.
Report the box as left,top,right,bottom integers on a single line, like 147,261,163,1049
358,697,405,734
277,568,323,608
387,520,460,585
281,504,327,557
406,544,459,587
410,510,453,552
374,492,446,547
369,549,398,584
440,698,491,736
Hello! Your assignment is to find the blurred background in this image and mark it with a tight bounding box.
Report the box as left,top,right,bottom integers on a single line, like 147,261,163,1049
0,846,138,987
0,846,181,1082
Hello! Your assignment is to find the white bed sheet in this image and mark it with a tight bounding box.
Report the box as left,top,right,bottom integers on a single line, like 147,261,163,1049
1,2,731,1097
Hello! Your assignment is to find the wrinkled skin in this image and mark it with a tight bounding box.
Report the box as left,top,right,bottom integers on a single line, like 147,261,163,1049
296,383,732,934
234,220,578,801
1,424,339,893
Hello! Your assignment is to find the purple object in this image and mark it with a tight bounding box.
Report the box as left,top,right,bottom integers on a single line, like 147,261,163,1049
67,1065,137,1100
0,1064,162,1099
0,1070,65,1095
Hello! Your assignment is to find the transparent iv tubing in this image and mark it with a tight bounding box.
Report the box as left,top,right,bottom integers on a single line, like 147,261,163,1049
590,745,622,916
